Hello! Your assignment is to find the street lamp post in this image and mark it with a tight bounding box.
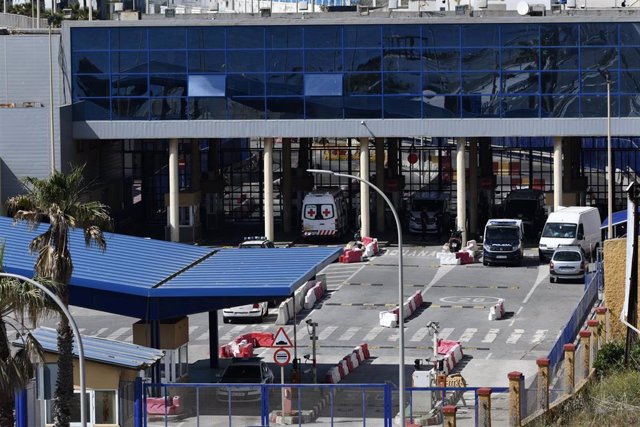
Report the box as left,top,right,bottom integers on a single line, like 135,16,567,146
48,16,56,175
307,169,407,426
600,69,613,239
0,273,87,427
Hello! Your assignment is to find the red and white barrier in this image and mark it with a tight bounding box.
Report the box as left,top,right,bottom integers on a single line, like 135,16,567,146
434,339,464,375
219,332,275,358
304,282,325,310
379,291,424,328
276,280,324,325
488,298,506,321
324,343,371,383
325,367,342,384
339,248,363,263
362,236,380,258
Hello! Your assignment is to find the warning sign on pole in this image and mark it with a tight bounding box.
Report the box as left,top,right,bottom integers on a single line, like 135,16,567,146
273,327,293,348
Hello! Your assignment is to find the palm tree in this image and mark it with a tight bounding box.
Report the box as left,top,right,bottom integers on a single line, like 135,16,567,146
0,243,50,427
6,165,111,427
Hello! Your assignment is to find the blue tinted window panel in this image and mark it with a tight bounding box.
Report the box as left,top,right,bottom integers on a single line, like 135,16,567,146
383,73,421,95
383,95,421,118
501,24,539,47
227,50,265,73
540,24,578,46
344,96,382,118
502,95,540,118
540,95,579,117
501,48,539,71
580,47,618,70
344,26,381,48
189,97,227,119
423,25,460,48
267,50,303,73
580,23,618,46
423,73,461,95
383,50,421,72
462,25,499,47
304,26,342,49
74,75,110,98
111,28,148,50
111,51,149,74
227,74,265,97
462,48,499,71
76,98,111,120
344,49,382,72
619,95,640,117
383,25,422,48
187,27,226,49
266,74,303,96
620,70,640,93
72,28,109,51
188,51,226,73
304,74,342,96
502,72,539,94
149,28,186,50
580,70,617,94
541,48,579,70
423,49,460,72
620,47,640,69
581,95,618,117
540,71,579,94
149,51,187,73
227,27,264,49
304,49,343,72
188,75,226,97
112,74,149,97
620,24,640,46
265,27,303,49
461,72,499,95
423,95,460,118
150,98,188,120
461,95,499,117
150,75,187,97
266,97,304,119
345,73,382,95
305,96,344,119
227,97,265,119
73,52,110,74
113,98,150,120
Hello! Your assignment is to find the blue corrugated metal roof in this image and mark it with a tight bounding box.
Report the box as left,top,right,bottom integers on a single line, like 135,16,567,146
601,208,640,228
15,327,164,369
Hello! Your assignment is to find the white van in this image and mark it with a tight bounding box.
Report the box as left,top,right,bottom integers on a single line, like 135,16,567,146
301,188,349,238
538,206,601,262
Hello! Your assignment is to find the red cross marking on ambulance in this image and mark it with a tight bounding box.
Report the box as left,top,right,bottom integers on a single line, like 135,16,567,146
307,208,316,217
322,208,331,217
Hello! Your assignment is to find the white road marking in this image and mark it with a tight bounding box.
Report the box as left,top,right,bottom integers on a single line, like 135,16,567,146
506,329,525,344
522,264,550,304
531,330,548,345
422,265,456,295
410,327,430,342
220,325,247,341
362,326,385,342
189,326,199,335
196,331,209,341
387,333,399,342
439,328,455,340
108,327,130,340
338,327,360,341
318,326,338,340
95,328,108,336
485,353,493,360
459,328,477,342
482,329,500,343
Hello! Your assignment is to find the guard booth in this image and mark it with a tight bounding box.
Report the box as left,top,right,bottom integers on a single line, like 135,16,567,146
164,191,202,243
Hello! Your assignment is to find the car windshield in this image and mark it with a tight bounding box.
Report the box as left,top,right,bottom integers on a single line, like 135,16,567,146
553,251,582,261
220,365,262,383
542,223,577,238
485,226,519,240
411,200,443,212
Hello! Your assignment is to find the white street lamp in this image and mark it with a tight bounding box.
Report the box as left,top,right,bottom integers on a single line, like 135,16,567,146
0,273,87,427
48,17,56,175
307,169,407,426
600,69,613,239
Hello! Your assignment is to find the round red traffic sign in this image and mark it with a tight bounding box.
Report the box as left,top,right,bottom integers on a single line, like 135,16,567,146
407,152,418,165
273,348,291,367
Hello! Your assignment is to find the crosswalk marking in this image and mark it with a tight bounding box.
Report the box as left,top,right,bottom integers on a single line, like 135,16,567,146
338,327,360,341
387,333,399,342
506,329,525,344
482,329,500,343
362,326,385,342
220,325,247,341
108,327,130,340
530,330,548,345
410,327,430,342
459,328,477,342
318,326,338,340
196,331,209,341
189,326,199,335
95,328,108,337
439,328,454,340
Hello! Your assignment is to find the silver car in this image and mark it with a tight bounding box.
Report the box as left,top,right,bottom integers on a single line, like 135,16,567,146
549,246,587,283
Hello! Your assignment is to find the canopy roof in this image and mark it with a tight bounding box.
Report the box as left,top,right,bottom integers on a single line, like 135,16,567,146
601,209,640,228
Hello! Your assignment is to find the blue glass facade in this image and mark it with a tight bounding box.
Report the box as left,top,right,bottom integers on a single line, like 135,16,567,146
71,22,640,121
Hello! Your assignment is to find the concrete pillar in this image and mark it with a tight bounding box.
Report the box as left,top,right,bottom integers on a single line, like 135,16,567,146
553,137,563,212
375,138,385,233
508,371,523,427
580,330,592,378
477,387,492,427
469,138,478,238
596,307,608,343
191,141,201,192
282,139,292,234
359,138,371,238
587,319,600,353
443,405,457,427
168,139,180,242
388,138,401,215
264,138,275,241
564,343,576,395
536,358,550,411
456,137,467,245
208,310,219,369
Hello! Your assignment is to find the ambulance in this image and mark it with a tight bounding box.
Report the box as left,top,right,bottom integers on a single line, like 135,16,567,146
301,188,350,238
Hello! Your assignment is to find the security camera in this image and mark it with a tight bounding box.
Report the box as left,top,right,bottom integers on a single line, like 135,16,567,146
305,319,313,325
360,120,366,125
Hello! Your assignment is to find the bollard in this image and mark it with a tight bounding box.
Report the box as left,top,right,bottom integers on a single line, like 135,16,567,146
508,371,523,427
443,405,457,427
579,330,592,379
563,343,576,395
595,307,608,343
587,319,600,354
477,387,492,427
536,358,550,412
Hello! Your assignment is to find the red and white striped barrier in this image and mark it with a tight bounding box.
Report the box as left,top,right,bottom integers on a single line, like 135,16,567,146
276,279,326,325
361,236,379,258
379,291,424,328
324,343,371,383
304,282,325,310
219,332,274,358
435,339,464,375
488,298,506,321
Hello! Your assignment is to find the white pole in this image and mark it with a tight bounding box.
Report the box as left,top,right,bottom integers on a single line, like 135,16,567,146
607,77,613,240
359,138,370,238
307,169,405,426
264,138,275,241
169,139,180,242
553,137,563,212
0,273,87,427
456,138,467,246
48,21,55,175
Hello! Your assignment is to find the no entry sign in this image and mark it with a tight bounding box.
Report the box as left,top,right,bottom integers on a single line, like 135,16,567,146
273,348,291,367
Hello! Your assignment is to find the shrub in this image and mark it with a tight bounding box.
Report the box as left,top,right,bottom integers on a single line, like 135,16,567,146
593,340,640,377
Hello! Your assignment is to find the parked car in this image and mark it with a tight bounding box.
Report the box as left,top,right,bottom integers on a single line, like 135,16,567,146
549,245,587,283
223,301,269,323
216,358,275,402
238,236,275,248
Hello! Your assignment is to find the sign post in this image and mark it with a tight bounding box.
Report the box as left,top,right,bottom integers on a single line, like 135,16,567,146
272,328,294,416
